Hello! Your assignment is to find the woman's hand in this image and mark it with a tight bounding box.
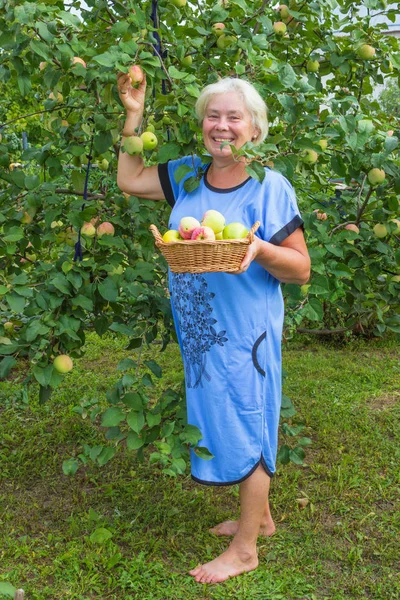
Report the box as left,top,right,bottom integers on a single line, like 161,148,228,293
234,237,262,274
117,71,147,115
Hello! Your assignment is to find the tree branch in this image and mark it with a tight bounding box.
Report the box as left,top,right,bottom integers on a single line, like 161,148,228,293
55,188,105,199
356,186,373,224
297,324,357,335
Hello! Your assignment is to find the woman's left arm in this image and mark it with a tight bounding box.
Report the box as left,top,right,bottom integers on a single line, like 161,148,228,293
238,228,310,284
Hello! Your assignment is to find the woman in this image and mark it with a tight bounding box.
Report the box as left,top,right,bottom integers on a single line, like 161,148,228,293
117,72,310,585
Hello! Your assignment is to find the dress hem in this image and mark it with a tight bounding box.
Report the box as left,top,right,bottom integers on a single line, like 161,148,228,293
191,455,274,487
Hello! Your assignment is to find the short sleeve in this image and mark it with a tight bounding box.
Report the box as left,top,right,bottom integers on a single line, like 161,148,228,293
158,156,202,208
259,170,304,245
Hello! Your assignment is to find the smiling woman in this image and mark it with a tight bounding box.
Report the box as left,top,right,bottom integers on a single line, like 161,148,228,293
117,73,310,585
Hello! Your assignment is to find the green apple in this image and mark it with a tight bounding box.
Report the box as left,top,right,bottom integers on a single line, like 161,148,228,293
381,60,393,73
128,64,144,84
53,354,73,373
222,222,249,239
216,34,236,49
215,232,223,240
171,0,187,7
162,229,182,243
201,209,225,234
390,219,400,235
277,4,290,19
4,321,15,333
263,57,274,68
357,44,376,60
146,123,155,133
123,135,143,155
212,23,225,36
373,223,387,238
140,131,158,150
273,21,287,36
99,158,109,171
181,55,192,67
21,211,33,224
307,59,319,73
302,149,319,164
367,168,385,185
300,284,310,296
81,222,96,237
317,139,328,151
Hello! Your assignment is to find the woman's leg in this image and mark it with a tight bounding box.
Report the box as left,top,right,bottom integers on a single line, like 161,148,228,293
189,465,271,584
209,481,275,537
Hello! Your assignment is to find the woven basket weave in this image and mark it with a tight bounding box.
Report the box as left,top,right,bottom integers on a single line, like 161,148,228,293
149,221,260,273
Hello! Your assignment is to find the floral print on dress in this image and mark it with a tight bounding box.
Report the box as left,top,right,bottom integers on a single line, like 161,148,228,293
171,273,228,388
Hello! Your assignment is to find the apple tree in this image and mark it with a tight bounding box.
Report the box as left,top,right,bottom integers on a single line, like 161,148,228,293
0,0,399,475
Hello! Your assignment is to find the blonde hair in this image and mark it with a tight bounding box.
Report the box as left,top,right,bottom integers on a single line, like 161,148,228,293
195,78,268,145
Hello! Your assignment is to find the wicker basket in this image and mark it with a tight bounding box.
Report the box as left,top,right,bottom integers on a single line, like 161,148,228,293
149,221,260,273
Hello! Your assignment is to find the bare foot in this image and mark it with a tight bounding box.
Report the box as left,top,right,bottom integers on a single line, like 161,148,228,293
209,518,276,537
189,545,258,584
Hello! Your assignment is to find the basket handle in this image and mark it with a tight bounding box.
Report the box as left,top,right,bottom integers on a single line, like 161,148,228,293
149,224,164,245
247,221,260,243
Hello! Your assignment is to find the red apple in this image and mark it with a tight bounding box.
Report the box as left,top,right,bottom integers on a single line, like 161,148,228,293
128,65,144,84
191,226,216,241
178,216,201,239
97,222,115,237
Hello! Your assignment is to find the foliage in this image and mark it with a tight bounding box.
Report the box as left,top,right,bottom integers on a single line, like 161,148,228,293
0,0,399,474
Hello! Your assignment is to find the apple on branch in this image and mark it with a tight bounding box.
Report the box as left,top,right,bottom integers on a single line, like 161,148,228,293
367,168,385,186
128,64,144,84
53,354,73,374
273,21,287,36
97,222,115,237
357,44,376,60
212,23,225,36
140,131,158,150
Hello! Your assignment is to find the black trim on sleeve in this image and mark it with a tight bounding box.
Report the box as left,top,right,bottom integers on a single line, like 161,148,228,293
269,215,304,246
158,162,175,208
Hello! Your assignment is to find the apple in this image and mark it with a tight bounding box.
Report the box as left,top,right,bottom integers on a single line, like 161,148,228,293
357,44,376,60
222,222,249,239
61,120,69,127
171,0,187,7
97,222,115,237
212,23,225,36
146,123,155,133
4,321,15,333
178,216,201,239
123,135,143,155
300,284,310,296
81,222,96,237
307,59,320,73
215,232,223,240
313,209,327,221
128,64,144,84
216,34,237,49
277,4,290,19
162,229,182,243
373,223,387,238
99,158,109,171
191,226,216,241
201,209,225,234
273,21,287,36
367,168,385,185
21,211,33,224
181,55,192,67
390,219,400,235
387,130,394,137
302,149,318,164
39,61,47,70
381,60,393,73
317,139,328,151
345,224,359,234
53,354,73,374
263,57,274,68
51,220,63,229
72,56,86,68
391,275,400,283
48,91,63,102
140,131,158,150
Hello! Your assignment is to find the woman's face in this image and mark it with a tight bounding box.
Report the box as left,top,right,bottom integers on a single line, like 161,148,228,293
202,92,258,159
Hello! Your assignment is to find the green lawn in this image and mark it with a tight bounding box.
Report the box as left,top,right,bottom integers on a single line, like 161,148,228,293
0,333,399,600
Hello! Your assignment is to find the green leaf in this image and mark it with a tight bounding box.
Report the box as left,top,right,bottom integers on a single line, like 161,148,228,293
180,424,202,446
194,446,214,460
168,65,188,79
127,410,145,434
0,582,17,597
157,142,181,164
174,164,193,183
26,320,50,342
384,136,398,153
277,445,290,465
33,365,53,387
245,161,265,184
6,292,25,313
278,64,297,88
62,458,80,476
127,430,144,450
3,226,24,242
93,315,110,336
39,385,52,404
144,359,162,378
98,278,118,302
72,295,94,311
94,131,113,154
0,356,16,379
302,298,324,321
101,407,125,427
146,412,161,428
289,446,305,465
183,176,200,193
122,393,143,410
117,358,137,371
90,527,113,544
96,447,116,466
51,274,71,295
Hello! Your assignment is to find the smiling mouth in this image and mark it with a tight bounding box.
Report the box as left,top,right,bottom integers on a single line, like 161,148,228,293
213,137,234,143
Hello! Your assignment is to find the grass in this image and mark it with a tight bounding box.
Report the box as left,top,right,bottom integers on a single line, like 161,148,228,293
0,332,399,600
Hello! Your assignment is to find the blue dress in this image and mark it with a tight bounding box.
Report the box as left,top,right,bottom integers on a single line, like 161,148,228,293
158,156,303,486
